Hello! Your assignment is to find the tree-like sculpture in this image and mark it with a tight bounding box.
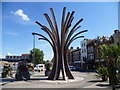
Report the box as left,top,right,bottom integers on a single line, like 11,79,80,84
32,7,88,80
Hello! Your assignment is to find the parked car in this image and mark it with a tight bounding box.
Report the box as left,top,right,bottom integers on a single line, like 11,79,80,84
34,64,45,72
69,66,76,71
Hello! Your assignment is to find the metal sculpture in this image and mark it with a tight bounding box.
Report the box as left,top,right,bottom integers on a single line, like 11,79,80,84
32,7,88,80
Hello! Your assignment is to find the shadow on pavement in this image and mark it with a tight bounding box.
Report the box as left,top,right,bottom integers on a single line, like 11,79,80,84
97,83,120,89
2,78,16,86
79,70,96,72
33,75,47,77
96,83,110,87
88,79,103,83
88,79,111,88
30,77,47,80
1,76,48,86
2,78,16,82
115,85,120,89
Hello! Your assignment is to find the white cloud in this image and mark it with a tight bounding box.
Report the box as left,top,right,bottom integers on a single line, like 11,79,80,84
5,31,18,36
13,9,30,21
7,52,12,56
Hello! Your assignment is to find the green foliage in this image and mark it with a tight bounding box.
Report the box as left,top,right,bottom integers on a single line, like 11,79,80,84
117,57,120,66
99,44,120,84
96,66,108,81
51,59,54,63
100,44,120,61
99,44,120,69
29,48,44,64
117,73,120,82
45,60,53,70
2,63,13,78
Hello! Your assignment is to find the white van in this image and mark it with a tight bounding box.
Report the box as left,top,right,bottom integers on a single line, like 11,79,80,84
34,64,45,72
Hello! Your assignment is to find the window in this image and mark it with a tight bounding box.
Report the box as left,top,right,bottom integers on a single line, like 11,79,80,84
88,54,90,60
14,56,16,59
39,66,43,68
92,47,94,52
88,47,90,52
93,54,94,59
84,49,86,52
82,43,83,47
82,49,83,53
90,54,94,59
117,42,119,46
10,56,12,59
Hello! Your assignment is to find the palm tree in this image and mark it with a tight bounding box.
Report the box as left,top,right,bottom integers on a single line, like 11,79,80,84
32,7,88,80
99,44,120,89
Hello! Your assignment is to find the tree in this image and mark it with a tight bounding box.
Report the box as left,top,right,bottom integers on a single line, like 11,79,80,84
51,59,54,63
99,44,120,90
96,66,108,81
32,7,87,80
29,48,44,64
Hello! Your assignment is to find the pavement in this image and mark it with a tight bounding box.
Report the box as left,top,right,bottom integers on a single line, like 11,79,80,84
0,71,119,89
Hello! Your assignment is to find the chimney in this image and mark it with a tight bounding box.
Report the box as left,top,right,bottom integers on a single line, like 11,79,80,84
97,36,101,40
70,47,73,49
114,30,119,34
77,47,79,49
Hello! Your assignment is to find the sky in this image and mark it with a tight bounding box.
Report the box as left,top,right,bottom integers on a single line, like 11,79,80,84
1,2,118,60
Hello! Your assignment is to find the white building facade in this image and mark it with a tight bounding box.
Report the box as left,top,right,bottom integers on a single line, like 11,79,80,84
80,39,92,70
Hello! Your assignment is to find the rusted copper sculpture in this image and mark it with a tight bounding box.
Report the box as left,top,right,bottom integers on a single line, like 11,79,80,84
32,7,88,80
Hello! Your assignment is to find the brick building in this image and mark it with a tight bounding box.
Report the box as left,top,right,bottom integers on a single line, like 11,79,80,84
111,30,120,46
68,47,81,70
86,36,112,70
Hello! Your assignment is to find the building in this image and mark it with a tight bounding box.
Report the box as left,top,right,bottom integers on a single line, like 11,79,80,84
80,39,92,70
87,39,95,70
68,47,81,70
87,36,112,70
1,54,30,71
79,30,120,71
21,54,30,59
4,54,30,62
112,30,120,46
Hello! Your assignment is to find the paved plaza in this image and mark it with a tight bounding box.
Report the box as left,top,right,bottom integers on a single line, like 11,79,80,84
1,71,114,89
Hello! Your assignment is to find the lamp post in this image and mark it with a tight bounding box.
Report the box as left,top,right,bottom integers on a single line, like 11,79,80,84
33,34,35,66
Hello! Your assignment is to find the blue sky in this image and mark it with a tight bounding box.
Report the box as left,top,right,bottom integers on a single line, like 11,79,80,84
2,2,118,60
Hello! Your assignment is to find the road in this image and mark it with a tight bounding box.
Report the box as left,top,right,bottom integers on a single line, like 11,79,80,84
1,71,111,88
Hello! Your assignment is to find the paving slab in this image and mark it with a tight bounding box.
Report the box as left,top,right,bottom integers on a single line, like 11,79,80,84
1,71,115,89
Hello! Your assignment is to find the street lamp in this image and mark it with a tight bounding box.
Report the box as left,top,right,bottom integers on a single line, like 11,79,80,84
32,33,35,66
